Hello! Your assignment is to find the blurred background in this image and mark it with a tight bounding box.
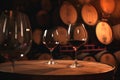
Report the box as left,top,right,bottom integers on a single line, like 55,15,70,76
0,0,120,64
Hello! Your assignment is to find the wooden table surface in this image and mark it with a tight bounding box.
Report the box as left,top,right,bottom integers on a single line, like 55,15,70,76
0,60,115,80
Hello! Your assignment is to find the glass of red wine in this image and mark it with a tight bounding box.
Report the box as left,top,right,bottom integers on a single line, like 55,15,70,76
67,24,88,68
43,29,59,65
0,10,32,72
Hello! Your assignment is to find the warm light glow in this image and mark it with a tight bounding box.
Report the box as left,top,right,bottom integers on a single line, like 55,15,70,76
20,54,24,57
77,29,80,34
3,18,7,33
20,21,24,37
15,21,17,39
82,38,86,41
43,30,47,37
26,28,30,31
68,24,71,35
56,30,59,36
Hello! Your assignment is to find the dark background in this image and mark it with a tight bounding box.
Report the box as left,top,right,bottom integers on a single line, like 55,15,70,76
0,0,120,56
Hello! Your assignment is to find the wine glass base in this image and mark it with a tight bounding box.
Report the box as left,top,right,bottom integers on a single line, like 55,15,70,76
69,63,81,68
46,60,56,65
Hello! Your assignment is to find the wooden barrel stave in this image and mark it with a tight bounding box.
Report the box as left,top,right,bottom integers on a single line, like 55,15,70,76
36,10,50,27
95,50,118,66
77,53,96,62
41,0,52,12
96,21,113,45
60,55,73,60
111,0,120,18
77,0,91,4
60,1,78,25
113,50,120,63
112,24,120,41
53,26,68,45
38,53,51,60
32,29,42,45
74,24,88,42
81,4,98,26
100,0,115,14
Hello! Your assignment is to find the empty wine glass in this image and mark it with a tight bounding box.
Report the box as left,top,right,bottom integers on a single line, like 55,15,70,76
0,10,32,72
43,29,59,65
67,24,88,68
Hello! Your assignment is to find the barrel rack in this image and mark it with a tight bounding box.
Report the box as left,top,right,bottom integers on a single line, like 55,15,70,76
59,44,106,53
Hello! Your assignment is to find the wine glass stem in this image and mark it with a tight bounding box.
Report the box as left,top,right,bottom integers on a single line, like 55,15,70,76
11,60,15,72
74,50,78,64
50,50,53,60
73,47,77,60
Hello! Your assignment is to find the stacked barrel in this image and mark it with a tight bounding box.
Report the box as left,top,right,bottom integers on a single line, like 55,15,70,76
25,0,120,63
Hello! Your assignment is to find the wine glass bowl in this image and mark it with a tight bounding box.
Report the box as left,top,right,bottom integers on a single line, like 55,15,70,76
0,10,32,71
68,24,88,68
43,29,59,65
53,26,68,45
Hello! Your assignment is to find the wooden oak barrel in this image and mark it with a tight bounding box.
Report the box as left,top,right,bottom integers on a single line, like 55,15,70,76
100,0,115,14
111,0,120,18
77,53,96,62
60,55,73,60
60,1,77,25
95,50,117,66
96,21,113,45
36,10,50,26
32,29,42,45
41,0,52,12
112,24,120,41
113,51,120,63
53,26,68,45
0,60,114,80
77,0,91,4
81,4,98,26
38,53,51,60
113,51,120,80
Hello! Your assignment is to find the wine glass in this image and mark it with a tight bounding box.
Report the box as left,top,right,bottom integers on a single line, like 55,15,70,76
43,29,59,65
67,24,88,68
0,10,32,72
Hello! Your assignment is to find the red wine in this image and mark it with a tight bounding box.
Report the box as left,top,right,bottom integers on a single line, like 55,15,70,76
69,40,85,47
43,41,59,50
